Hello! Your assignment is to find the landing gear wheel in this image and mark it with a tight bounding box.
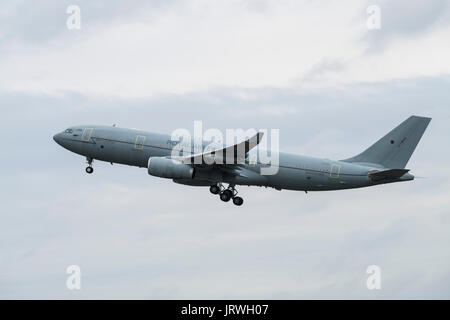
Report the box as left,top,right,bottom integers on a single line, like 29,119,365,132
233,196,244,206
220,192,231,202
210,185,220,195
86,166,94,174
222,189,233,199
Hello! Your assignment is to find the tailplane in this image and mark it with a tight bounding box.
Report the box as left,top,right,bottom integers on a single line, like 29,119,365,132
342,116,431,168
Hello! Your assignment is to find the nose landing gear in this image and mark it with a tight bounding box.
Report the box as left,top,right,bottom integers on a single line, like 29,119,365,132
211,183,244,206
85,157,94,174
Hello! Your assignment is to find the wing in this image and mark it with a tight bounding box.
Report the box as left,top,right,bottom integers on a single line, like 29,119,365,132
175,131,264,165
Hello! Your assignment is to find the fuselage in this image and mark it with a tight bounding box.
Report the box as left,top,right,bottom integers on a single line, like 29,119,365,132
53,125,414,192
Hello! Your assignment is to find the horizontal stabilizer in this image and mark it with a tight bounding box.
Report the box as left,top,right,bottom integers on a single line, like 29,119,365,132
369,168,409,181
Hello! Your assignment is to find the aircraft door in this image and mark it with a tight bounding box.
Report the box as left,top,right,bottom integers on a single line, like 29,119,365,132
329,163,341,178
81,128,94,142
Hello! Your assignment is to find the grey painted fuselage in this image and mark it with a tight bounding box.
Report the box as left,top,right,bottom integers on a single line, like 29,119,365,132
53,124,418,192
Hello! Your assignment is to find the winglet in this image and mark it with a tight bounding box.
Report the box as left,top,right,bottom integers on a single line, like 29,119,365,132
243,131,264,155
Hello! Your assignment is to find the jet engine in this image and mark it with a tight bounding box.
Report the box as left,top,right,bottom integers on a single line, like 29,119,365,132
148,157,194,179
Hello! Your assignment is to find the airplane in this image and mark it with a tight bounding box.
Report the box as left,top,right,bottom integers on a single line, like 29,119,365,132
53,116,431,206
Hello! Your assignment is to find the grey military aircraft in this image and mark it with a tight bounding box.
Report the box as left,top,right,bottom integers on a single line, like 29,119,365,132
53,116,431,206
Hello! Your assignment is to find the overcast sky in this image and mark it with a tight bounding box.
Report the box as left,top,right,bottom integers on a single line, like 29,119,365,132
1,0,450,299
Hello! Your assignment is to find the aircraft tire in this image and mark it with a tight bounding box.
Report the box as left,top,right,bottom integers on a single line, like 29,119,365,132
233,196,244,206
220,192,231,202
210,185,220,194
223,189,233,199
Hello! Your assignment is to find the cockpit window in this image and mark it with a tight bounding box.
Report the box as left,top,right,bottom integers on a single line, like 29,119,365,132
65,129,73,133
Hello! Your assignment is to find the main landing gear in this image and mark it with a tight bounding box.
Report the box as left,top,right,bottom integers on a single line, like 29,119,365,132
210,183,244,206
85,157,94,174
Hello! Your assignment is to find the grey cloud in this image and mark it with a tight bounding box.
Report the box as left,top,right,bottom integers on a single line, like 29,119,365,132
0,0,175,46
0,0,449,298
363,0,450,50
379,0,448,34
1,76,449,169
1,76,449,298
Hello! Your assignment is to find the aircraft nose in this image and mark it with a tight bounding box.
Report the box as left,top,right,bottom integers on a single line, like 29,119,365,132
53,133,63,145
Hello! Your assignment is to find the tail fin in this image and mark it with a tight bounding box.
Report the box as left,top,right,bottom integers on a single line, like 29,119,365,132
342,116,431,168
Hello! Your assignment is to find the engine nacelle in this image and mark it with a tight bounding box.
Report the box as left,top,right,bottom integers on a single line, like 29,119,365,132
148,157,194,179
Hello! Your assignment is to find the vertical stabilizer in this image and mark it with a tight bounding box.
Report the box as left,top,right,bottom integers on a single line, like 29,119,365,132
342,116,431,168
